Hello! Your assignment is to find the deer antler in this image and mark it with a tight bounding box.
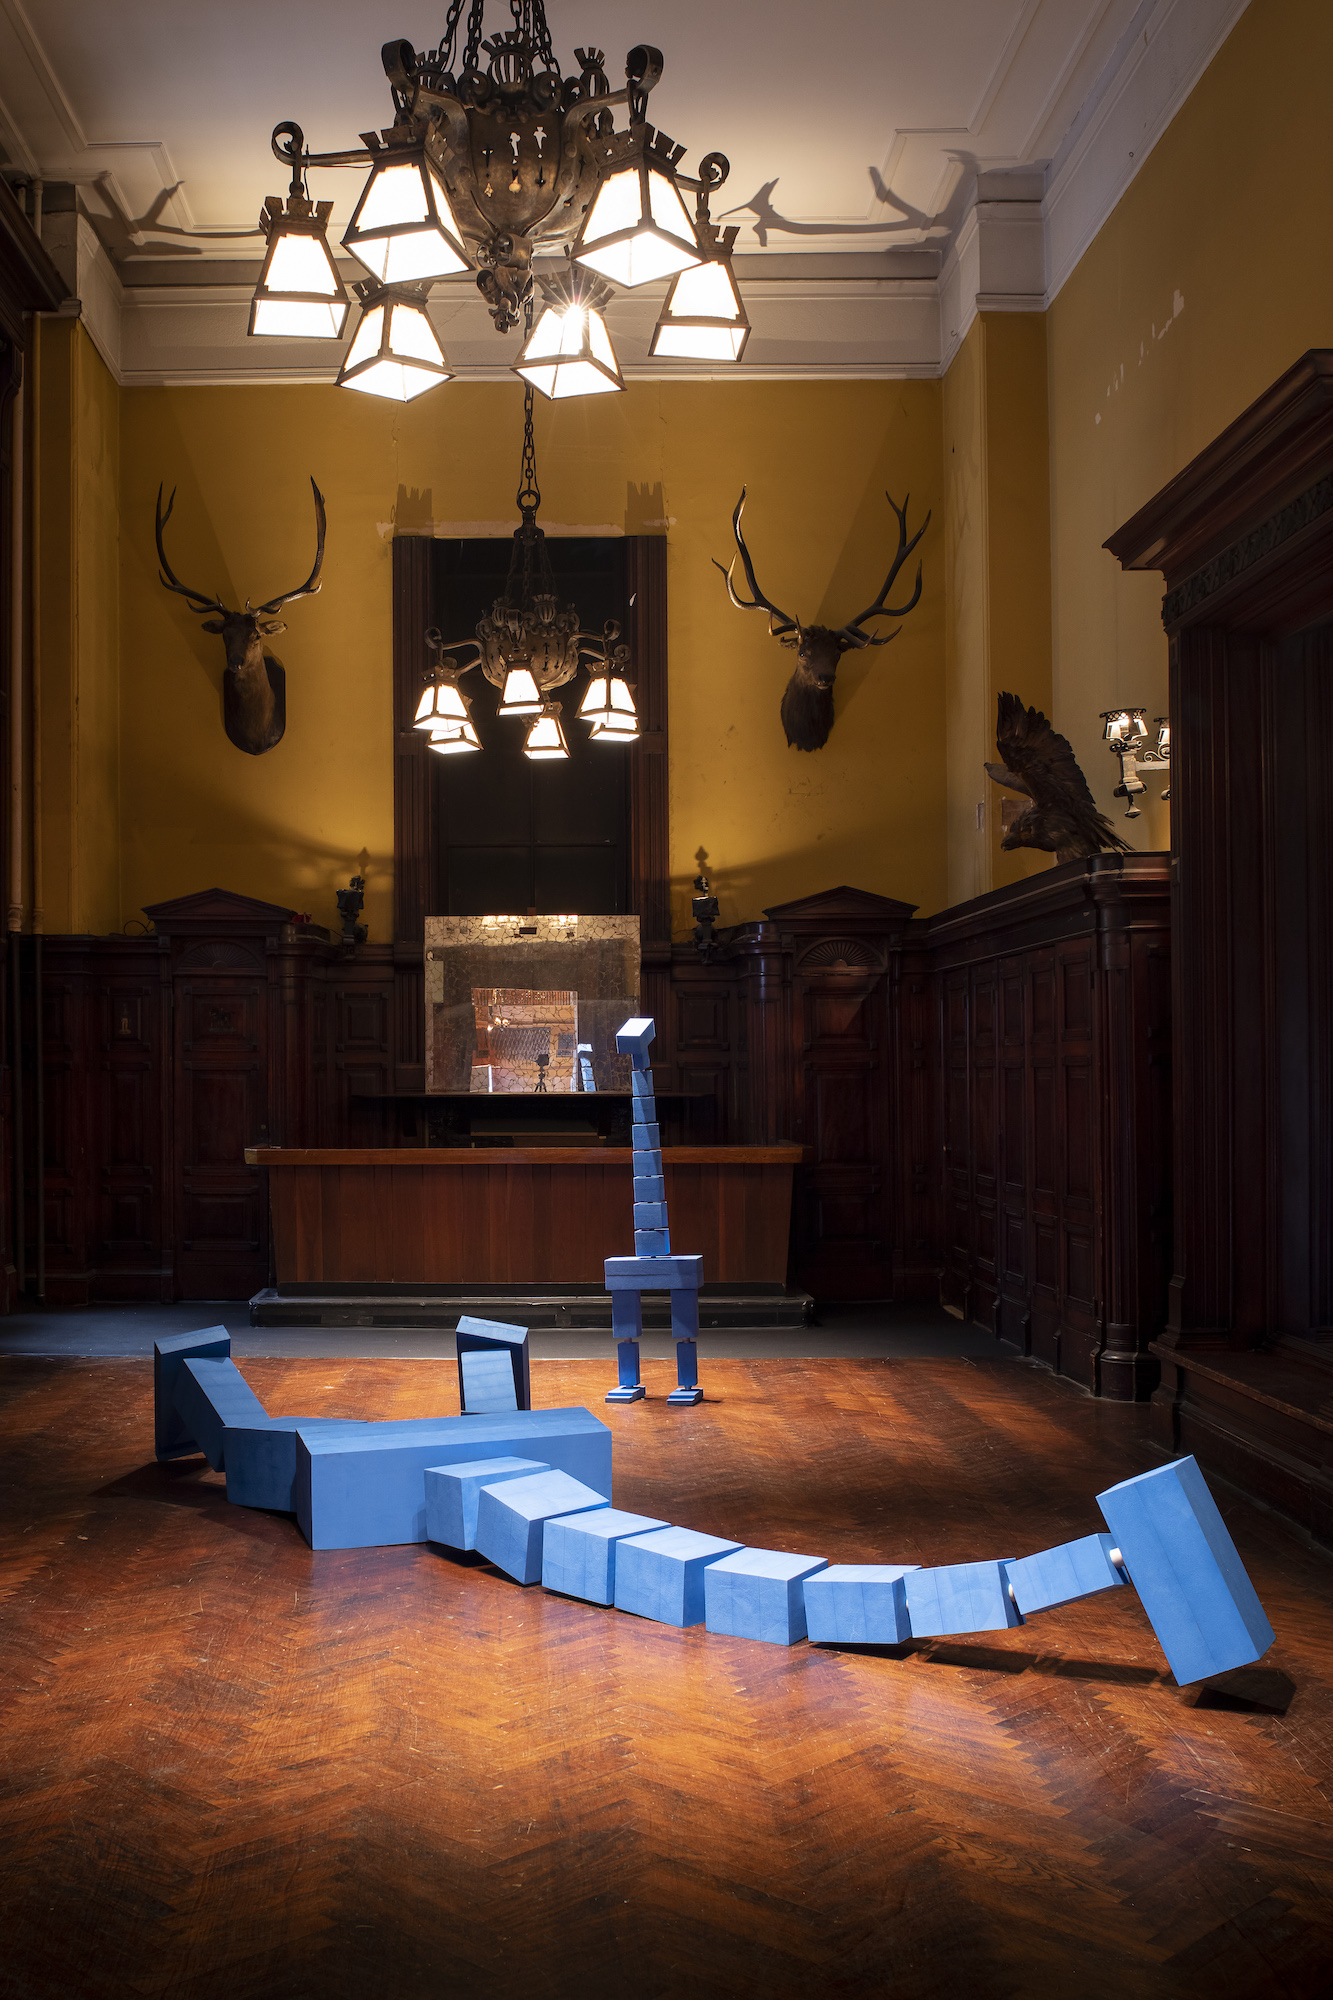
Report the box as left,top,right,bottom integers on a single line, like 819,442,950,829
255,477,327,614
711,488,799,638
155,485,227,616
837,491,930,648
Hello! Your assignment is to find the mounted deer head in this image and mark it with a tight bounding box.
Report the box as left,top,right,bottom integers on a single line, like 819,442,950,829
714,487,929,752
155,477,326,757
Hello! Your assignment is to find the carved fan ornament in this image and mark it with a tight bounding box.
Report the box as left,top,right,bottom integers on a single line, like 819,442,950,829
798,938,883,972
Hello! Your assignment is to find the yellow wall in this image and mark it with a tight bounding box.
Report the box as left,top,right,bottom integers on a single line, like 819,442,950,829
1047,0,1333,844
117,378,945,941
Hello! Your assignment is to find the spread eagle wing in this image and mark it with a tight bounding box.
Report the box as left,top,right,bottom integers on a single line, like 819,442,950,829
992,692,1132,856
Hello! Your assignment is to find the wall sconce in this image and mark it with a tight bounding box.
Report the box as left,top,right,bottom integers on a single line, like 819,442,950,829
1102,709,1170,817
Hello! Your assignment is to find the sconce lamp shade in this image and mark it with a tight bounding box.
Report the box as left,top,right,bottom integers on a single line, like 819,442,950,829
650,229,749,361
337,292,452,401
497,666,544,717
342,146,469,285
1155,717,1171,755
1101,708,1148,745
523,704,570,759
250,195,350,338
579,674,639,738
575,147,701,288
513,301,624,401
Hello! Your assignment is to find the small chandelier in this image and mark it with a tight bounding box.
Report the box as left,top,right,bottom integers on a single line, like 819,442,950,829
250,5,746,400
336,282,452,400
1102,708,1171,816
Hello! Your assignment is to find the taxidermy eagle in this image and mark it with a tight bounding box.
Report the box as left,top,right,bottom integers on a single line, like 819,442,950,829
986,693,1132,863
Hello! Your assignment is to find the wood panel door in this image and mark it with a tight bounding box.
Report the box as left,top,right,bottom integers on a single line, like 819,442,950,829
174,974,269,1298
794,969,889,1296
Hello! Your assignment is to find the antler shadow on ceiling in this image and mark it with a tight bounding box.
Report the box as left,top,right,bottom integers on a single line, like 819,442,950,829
721,168,950,249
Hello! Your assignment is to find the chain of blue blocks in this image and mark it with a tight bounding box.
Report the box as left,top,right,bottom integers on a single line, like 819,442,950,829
155,1327,1276,1688
604,1015,703,1406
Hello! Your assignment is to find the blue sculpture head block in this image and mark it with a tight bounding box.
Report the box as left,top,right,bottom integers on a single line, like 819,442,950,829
614,1017,656,1067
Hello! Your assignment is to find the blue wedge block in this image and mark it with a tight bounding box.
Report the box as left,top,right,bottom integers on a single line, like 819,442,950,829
631,1096,656,1125
1096,1456,1275,1685
633,1174,666,1204
174,1358,271,1473
630,1123,661,1153
459,1350,519,1414
605,1255,704,1290
154,1327,230,1461
425,1456,551,1550
630,1070,655,1099
475,1469,609,1584
633,1202,670,1229
803,1564,920,1644
634,1229,671,1256
455,1314,530,1411
704,1548,829,1645
1006,1534,1125,1617
904,1560,1024,1637
295,1407,613,1551
614,1525,743,1627
615,1017,656,1063
541,1507,670,1604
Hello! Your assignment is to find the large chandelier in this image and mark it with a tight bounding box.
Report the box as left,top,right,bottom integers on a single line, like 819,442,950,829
249,0,746,398
413,363,638,760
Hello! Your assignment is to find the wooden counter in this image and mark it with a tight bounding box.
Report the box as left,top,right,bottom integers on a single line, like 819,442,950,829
247,1146,804,1287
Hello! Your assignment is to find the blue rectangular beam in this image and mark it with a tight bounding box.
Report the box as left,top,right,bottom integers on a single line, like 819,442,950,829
605,1255,703,1291
174,1358,271,1473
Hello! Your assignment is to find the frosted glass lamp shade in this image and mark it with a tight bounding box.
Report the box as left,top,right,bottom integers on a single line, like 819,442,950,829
342,149,469,284
523,707,570,759
513,302,624,401
414,680,471,730
578,674,639,738
574,156,701,288
428,717,482,754
249,198,350,339
650,252,750,362
337,293,452,401
497,666,543,716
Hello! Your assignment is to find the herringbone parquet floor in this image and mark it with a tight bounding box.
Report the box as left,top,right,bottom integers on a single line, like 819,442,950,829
2,1354,1332,2000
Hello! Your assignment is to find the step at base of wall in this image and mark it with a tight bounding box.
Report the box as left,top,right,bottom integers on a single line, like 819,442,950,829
248,1281,814,1332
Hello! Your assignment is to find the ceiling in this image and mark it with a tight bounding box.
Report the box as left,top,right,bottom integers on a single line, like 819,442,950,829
1,0,1186,263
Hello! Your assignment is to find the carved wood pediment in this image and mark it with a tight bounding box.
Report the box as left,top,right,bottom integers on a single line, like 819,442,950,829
143,887,297,935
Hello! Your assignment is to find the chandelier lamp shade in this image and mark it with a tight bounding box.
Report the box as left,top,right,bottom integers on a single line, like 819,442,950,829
336,285,453,399
578,672,639,739
250,193,351,339
523,703,571,760
248,5,746,400
496,665,544,717
650,223,750,362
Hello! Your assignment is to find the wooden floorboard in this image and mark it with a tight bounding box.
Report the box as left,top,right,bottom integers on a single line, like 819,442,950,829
2,1354,1332,1999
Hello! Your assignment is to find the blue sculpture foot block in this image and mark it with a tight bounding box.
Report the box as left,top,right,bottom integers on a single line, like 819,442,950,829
606,1384,647,1403
904,1560,1024,1637
424,1456,550,1550
174,1358,271,1473
606,1255,704,1291
634,1229,671,1256
459,1349,519,1414
475,1468,609,1584
804,1565,920,1645
615,1017,656,1064
456,1314,530,1411
704,1548,829,1645
154,1327,230,1461
614,1525,743,1627
666,1386,703,1406
1097,1455,1275,1686
1007,1534,1125,1617
542,1507,670,1604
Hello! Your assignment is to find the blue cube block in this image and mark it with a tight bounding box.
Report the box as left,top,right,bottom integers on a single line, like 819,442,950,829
614,1525,743,1627
606,1255,703,1291
630,1123,661,1152
631,1096,656,1125
154,1326,230,1461
633,1202,670,1229
174,1358,271,1473
704,1548,829,1645
1097,1456,1275,1685
633,1174,665,1204
456,1314,530,1411
295,1407,613,1550
1007,1534,1125,1617
615,1017,656,1063
460,1350,519,1414
904,1560,1024,1637
475,1469,609,1584
424,1456,550,1550
804,1565,920,1644
634,1229,671,1255
542,1507,669,1604
631,1070,655,1099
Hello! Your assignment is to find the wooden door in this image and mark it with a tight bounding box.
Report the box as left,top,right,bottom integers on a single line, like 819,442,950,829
174,971,269,1298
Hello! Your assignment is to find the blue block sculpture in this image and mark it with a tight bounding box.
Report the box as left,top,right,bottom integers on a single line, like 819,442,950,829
459,1351,519,1414
456,1314,530,1412
704,1548,829,1645
295,1407,613,1551
154,1326,230,1461
1096,1456,1276,1685
904,1560,1024,1637
174,1358,271,1473
1007,1534,1124,1617
541,1507,670,1604
614,1525,743,1627
803,1564,920,1644
475,1469,609,1584
424,1456,550,1550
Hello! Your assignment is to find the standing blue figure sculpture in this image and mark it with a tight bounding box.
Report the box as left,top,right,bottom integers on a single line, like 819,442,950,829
604,1017,704,1406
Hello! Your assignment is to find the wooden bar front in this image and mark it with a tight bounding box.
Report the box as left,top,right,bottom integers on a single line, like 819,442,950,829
248,1147,804,1287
